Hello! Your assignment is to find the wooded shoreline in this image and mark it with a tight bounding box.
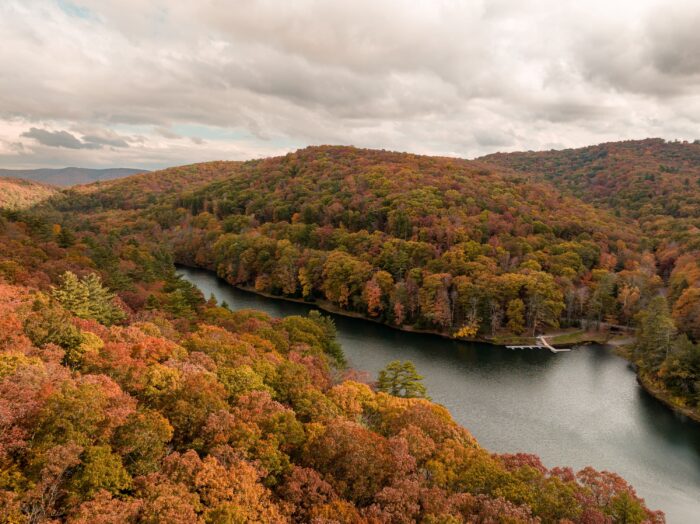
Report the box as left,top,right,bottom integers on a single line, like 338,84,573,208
179,263,700,425
636,373,700,424
177,263,608,349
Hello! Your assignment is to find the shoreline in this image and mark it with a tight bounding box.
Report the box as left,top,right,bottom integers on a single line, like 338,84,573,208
636,373,700,424
176,263,608,349
177,263,700,425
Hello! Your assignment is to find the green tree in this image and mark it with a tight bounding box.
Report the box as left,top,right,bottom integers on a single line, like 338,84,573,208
506,298,526,335
51,271,126,325
70,445,132,499
607,491,648,524
23,296,84,351
635,296,677,370
377,360,429,399
112,410,173,476
308,310,346,366
56,226,76,248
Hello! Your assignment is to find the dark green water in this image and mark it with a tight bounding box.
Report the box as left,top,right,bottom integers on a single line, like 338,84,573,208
178,267,700,523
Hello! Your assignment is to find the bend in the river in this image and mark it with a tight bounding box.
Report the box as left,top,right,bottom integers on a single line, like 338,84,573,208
178,266,700,523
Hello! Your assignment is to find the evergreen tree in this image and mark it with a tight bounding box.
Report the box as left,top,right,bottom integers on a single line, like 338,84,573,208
23,296,85,351
207,293,218,306
51,271,126,326
56,226,76,248
51,271,91,318
634,296,676,371
377,360,429,399
308,310,346,366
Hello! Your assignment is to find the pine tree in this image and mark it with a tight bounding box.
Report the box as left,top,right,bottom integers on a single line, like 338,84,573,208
51,272,91,318
51,271,126,325
635,296,677,371
83,273,125,325
377,360,429,399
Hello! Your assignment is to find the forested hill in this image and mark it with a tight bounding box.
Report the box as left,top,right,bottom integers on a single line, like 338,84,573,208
479,138,700,220
62,145,645,338
0,177,58,210
0,185,664,522
53,143,700,417
68,160,243,210
481,138,700,416
478,139,700,268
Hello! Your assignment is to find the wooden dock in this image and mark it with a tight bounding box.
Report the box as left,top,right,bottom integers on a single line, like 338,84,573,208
506,335,571,353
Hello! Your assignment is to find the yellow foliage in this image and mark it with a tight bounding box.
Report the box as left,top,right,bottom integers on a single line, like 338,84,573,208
453,323,478,339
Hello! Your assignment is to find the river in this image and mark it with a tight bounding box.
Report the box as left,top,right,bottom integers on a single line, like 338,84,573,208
178,266,700,522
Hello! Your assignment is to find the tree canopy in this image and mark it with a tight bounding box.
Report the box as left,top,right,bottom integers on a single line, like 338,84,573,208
377,360,429,399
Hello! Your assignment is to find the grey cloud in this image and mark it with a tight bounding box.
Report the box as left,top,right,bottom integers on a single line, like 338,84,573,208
646,6,700,76
21,126,130,150
473,129,516,148
1,0,699,169
81,134,129,148
572,2,700,98
154,127,182,139
21,127,100,149
530,100,611,124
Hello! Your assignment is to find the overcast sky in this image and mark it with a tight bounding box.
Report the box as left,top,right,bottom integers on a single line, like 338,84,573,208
1,0,699,169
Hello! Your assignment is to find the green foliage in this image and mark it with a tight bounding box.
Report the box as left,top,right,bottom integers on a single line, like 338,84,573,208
0,143,671,522
112,410,173,476
217,365,270,400
506,299,526,334
56,226,75,248
70,445,132,499
51,271,126,325
64,330,103,369
23,296,85,351
377,360,429,399
634,296,677,370
634,297,700,408
312,312,345,363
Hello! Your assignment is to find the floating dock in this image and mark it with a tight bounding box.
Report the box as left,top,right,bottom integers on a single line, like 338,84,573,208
507,335,571,353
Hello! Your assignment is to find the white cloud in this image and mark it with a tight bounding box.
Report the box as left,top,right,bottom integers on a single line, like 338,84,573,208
0,0,698,169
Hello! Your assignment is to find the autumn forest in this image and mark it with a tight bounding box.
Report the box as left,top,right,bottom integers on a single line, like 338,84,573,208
1,138,699,522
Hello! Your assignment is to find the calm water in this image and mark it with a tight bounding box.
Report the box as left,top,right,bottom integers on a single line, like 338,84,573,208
178,267,700,523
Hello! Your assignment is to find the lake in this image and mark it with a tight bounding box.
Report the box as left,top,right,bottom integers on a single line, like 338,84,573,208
178,266,700,523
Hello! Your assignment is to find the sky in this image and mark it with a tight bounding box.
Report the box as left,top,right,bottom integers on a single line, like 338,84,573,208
1,0,699,170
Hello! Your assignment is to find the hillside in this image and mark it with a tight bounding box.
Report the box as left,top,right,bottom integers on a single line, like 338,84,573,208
479,139,700,255
67,161,242,211
481,139,700,415
0,167,148,187
0,195,663,522
0,177,58,209
479,139,700,266
52,143,699,420
479,139,700,220
59,146,646,341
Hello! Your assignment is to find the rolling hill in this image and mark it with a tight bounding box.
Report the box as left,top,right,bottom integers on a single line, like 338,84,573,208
0,177,58,209
0,144,666,523
0,167,148,187
52,142,698,420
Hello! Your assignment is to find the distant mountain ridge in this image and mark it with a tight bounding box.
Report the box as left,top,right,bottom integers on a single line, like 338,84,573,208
0,167,148,187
